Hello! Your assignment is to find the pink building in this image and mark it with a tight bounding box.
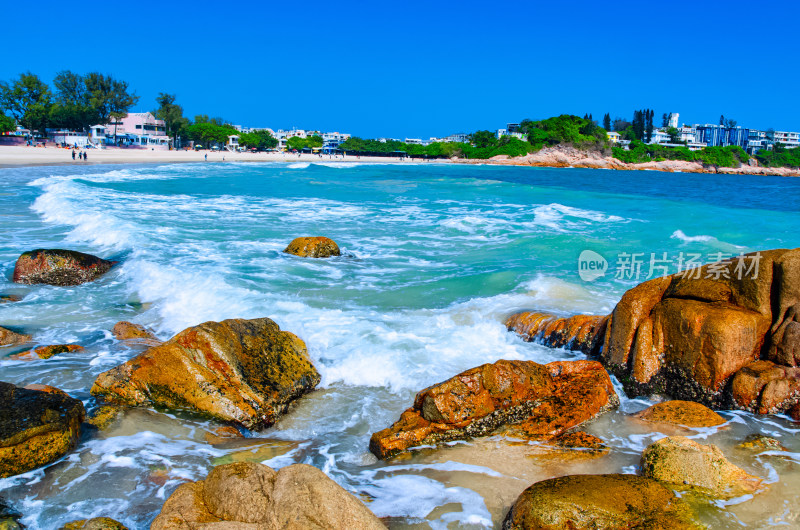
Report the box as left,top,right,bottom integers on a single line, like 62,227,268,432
105,112,170,149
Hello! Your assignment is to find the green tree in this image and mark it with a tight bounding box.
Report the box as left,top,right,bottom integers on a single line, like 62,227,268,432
0,111,15,133
238,129,278,150
470,130,496,148
84,73,139,140
602,113,611,131
666,127,681,144
286,136,307,151
51,71,98,131
0,72,52,133
154,93,188,147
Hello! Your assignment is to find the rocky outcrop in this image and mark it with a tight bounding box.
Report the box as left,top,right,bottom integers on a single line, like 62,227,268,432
0,382,85,478
284,236,341,258
111,321,161,346
60,518,128,530
640,436,763,499
150,462,385,530
730,360,800,414
369,359,618,459
91,318,320,430
633,400,726,428
507,248,800,413
12,249,115,286
505,312,608,356
0,327,30,348
502,474,700,530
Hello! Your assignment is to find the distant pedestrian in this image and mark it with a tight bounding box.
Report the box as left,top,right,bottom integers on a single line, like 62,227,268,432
204,153,207,161
84,151,88,161
71,150,76,160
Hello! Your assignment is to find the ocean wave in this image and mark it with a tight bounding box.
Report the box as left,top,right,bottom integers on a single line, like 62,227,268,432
670,229,748,252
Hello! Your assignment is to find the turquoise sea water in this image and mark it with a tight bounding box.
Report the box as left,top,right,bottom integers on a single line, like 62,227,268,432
1,161,800,528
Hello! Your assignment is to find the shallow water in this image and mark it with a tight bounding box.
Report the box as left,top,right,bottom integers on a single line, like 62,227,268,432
1,162,799,528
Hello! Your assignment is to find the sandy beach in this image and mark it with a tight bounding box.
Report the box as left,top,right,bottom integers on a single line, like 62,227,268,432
0,145,429,168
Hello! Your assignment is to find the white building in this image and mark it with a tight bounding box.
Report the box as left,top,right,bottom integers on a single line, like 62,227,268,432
607,131,620,144
668,113,679,129
404,138,423,145
496,129,526,140
773,130,800,148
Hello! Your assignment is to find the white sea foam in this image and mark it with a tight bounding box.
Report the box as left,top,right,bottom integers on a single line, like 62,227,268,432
670,229,748,252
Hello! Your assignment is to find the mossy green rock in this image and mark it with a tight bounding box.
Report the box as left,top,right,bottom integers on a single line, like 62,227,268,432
13,249,115,286
641,436,763,499
60,517,128,529
502,473,701,529
91,318,320,430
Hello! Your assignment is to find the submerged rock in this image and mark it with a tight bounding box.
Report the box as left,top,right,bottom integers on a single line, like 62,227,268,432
11,344,84,360
0,327,30,348
59,518,128,530
0,295,22,304
502,473,700,530
91,318,320,429
0,382,85,478
85,405,124,431
150,462,385,530
111,321,161,346
283,236,341,258
633,400,726,428
737,434,786,452
640,436,763,499
369,359,618,459
12,249,115,286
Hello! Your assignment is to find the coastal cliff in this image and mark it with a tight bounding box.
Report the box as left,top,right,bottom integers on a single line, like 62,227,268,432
454,145,800,177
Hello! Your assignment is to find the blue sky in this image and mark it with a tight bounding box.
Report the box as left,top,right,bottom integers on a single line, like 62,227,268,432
3,0,797,138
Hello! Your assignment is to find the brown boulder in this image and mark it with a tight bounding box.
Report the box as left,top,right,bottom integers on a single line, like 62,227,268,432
640,436,763,499
730,360,800,414
502,474,700,530
505,311,608,355
111,320,162,345
0,382,85,478
284,236,341,258
12,249,115,286
633,400,726,428
91,318,320,430
150,462,385,529
0,327,30,348
369,359,618,459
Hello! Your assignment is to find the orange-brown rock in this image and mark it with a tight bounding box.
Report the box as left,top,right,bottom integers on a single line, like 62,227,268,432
502,474,701,530
730,360,800,414
633,400,726,428
90,318,320,430
0,326,30,348
111,321,162,346
11,344,84,360
369,359,618,459
12,249,115,286
150,462,385,530
283,236,341,258
0,382,85,478
505,311,608,355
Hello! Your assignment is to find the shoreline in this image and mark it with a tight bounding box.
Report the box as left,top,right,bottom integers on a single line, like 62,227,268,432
1,144,798,177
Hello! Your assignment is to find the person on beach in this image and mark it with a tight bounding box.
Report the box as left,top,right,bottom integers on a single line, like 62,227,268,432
71,150,76,160
84,151,88,161
204,153,207,161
